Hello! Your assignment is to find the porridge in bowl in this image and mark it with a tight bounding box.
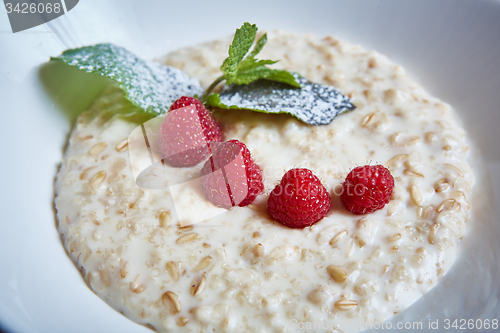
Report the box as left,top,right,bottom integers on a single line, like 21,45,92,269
54,29,474,332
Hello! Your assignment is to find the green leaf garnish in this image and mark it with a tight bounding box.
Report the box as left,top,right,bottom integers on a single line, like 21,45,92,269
203,23,300,99
221,22,259,84
51,43,204,116
50,23,354,126
206,74,356,126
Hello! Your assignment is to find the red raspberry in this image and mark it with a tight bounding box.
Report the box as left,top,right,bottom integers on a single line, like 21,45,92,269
160,96,223,167
340,165,394,215
200,139,263,209
267,168,331,228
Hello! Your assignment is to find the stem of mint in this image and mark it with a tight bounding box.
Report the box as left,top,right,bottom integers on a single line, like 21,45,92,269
201,23,299,104
202,75,225,102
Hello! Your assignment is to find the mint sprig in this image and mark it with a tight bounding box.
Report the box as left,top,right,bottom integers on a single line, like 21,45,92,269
51,43,204,116
203,23,300,99
206,73,355,126
49,23,355,126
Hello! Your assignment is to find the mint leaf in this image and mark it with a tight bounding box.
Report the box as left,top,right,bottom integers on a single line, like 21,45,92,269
206,73,355,126
232,66,274,85
52,43,204,116
209,23,300,94
238,59,278,72
232,67,299,87
261,70,301,87
240,34,268,65
221,22,258,84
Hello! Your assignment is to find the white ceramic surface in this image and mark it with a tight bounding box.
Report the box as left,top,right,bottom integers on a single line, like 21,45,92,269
0,1,499,332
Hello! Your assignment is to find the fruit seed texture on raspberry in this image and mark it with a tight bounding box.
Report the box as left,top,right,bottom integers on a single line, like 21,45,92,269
160,104,217,167
201,141,250,209
340,165,394,215
267,168,331,228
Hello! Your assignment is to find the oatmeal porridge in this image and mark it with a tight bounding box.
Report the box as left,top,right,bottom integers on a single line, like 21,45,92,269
55,30,474,332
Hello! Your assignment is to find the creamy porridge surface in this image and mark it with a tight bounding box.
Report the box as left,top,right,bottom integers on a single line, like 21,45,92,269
55,31,474,332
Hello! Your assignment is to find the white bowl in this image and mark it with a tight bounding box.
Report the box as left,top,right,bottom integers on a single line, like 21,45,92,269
1,0,499,332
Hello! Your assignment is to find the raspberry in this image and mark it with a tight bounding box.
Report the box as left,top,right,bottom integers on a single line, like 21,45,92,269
160,96,223,167
340,165,394,215
200,139,263,209
267,168,331,228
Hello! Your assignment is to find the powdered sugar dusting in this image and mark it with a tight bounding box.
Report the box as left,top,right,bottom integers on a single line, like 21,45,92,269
54,43,204,115
212,73,355,125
